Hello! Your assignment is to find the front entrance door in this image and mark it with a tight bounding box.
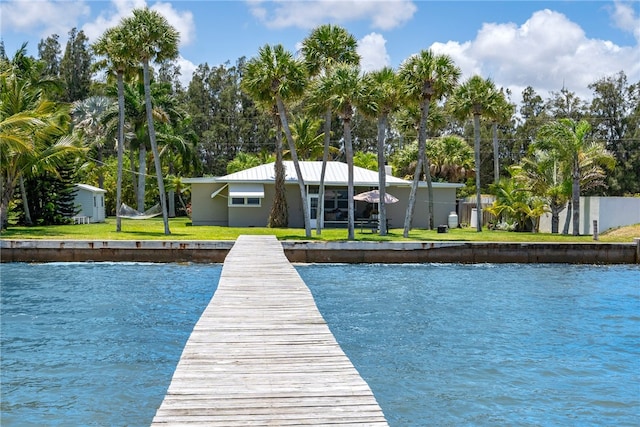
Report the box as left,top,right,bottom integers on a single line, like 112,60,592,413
308,194,320,228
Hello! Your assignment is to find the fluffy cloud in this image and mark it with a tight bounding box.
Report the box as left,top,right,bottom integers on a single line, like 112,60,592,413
430,9,640,103
248,0,416,30
83,0,195,47
358,33,390,72
610,0,640,41
1,0,90,40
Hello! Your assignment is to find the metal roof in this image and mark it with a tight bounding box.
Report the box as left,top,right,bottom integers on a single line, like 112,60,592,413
184,161,411,187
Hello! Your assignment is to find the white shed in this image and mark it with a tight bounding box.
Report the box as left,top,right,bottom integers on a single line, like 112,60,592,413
73,184,107,223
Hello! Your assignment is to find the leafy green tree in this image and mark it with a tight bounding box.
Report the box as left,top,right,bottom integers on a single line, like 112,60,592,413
426,135,475,183
536,118,615,235
450,75,501,231
243,44,311,236
399,50,461,235
286,115,327,160
227,152,263,174
121,7,180,235
486,176,546,232
71,96,113,188
38,34,61,78
589,71,640,195
301,24,360,235
60,28,93,102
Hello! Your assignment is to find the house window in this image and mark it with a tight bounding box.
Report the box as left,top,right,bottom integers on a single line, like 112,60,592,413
228,183,264,207
230,197,261,207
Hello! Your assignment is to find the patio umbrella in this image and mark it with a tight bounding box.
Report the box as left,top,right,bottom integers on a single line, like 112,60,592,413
354,189,399,204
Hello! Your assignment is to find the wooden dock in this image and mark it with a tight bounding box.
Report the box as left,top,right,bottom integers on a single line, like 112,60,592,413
151,235,388,426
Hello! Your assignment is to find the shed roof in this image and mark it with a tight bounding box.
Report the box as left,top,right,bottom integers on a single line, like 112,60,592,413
75,183,107,193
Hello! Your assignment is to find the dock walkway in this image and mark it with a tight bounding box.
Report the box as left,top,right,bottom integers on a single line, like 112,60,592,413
151,235,388,426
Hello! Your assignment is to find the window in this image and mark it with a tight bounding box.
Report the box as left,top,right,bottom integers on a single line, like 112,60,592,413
228,183,264,207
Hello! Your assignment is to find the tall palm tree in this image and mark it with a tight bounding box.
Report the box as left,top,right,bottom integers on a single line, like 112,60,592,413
317,64,364,240
71,95,112,188
243,44,311,236
399,50,461,236
450,75,500,232
121,7,179,235
536,118,614,235
360,67,403,235
301,24,360,235
93,25,137,232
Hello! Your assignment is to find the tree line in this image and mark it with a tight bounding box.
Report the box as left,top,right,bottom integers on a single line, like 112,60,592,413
1,9,638,238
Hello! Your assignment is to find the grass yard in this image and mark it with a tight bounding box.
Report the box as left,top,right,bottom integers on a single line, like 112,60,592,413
1,217,638,243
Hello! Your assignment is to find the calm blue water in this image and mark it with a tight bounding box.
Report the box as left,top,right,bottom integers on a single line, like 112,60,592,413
1,262,220,427
1,262,638,426
299,263,640,426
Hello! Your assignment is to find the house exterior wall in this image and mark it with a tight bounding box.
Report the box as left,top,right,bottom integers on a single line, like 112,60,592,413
189,182,459,229
539,196,640,234
191,183,229,225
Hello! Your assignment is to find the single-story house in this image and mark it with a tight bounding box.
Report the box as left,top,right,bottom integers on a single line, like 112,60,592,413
183,161,462,229
73,183,107,223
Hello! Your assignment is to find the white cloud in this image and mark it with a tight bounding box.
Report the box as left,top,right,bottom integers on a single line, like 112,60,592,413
610,1,640,41
429,9,640,103
83,0,195,47
1,0,90,40
358,33,390,72
176,55,197,88
247,0,416,30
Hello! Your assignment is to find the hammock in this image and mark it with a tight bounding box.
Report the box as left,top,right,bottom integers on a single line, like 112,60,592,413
118,203,162,220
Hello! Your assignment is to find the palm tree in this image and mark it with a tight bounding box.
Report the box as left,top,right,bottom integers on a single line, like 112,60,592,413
450,75,500,232
426,135,475,183
536,118,615,235
301,24,360,235
286,115,327,160
1,46,80,228
71,96,112,188
359,67,403,235
487,89,513,184
121,7,179,235
93,24,137,232
316,64,364,240
398,50,461,236
243,44,311,236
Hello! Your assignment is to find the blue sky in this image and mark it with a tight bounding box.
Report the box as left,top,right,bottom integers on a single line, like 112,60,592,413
2,0,639,104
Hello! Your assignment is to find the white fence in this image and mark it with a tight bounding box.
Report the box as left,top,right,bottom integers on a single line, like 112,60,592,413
539,196,640,235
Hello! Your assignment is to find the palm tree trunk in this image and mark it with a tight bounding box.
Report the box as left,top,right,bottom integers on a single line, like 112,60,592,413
316,108,332,235
142,61,170,235
377,114,388,236
276,96,310,237
115,71,125,232
572,157,580,236
424,156,435,230
19,175,32,226
492,121,499,184
344,117,355,240
473,113,482,232
269,120,288,228
137,145,146,211
403,100,431,237
562,200,572,235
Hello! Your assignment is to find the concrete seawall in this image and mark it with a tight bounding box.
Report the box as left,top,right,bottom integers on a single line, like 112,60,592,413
2,239,639,264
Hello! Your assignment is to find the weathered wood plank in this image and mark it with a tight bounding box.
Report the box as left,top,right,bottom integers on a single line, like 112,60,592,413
151,235,388,426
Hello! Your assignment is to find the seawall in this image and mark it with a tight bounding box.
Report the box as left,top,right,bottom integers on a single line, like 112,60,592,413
2,239,639,264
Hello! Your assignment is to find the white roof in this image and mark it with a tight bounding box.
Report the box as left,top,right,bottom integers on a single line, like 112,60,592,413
75,183,107,193
184,161,411,187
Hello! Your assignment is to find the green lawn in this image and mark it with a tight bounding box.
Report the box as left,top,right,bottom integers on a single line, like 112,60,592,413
2,217,638,242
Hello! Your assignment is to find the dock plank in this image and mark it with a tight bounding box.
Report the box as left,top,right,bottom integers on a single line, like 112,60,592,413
151,235,388,426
